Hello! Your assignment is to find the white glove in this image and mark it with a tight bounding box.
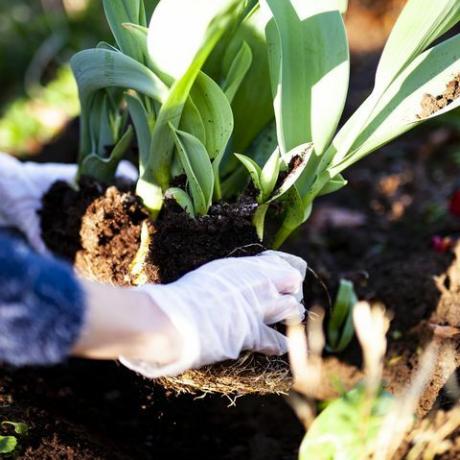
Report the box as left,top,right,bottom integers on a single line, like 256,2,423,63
119,251,307,378
0,152,138,253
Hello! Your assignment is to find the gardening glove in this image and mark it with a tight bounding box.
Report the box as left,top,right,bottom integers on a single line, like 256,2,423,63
0,152,137,253
119,251,307,378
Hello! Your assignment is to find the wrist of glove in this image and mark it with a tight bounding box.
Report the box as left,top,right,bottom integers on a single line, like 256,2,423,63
119,250,306,378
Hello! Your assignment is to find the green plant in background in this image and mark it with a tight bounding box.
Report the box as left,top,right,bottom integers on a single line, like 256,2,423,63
327,279,358,353
0,67,79,155
70,0,460,245
0,421,28,455
299,385,394,460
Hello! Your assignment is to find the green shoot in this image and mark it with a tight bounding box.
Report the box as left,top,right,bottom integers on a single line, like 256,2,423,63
327,279,358,353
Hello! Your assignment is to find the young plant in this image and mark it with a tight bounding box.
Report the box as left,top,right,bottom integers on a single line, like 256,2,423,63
327,279,358,353
70,0,460,247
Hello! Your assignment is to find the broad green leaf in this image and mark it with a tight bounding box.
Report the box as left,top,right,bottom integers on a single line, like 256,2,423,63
103,0,147,63
375,0,460,91
260,148,281,201
190,73,234,161
148,0,246,80
78,126,134,183
263,0,349,157
221,4,274,153
331,33,460,175
0,436,17,454
300,387,394,460
222,41,253,103
171,127,215,215
126,92,153,170
71,48,168,158
327,279,358,352
140,1,244,214
268,143,313,203
165,187,196,217
318,174,347,196
190,72,234,199
180,96,206,146
234,153,262,197
122,23,154,70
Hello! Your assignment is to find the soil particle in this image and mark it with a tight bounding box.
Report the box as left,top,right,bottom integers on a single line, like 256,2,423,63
419,75,460,118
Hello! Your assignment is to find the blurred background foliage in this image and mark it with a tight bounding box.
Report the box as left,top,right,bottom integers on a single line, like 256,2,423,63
0,0,109,155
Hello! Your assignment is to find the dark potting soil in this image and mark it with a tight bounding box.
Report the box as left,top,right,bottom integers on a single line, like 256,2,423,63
41,177,263,285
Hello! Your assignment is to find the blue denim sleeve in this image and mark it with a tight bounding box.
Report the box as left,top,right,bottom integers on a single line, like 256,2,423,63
0,233,85,366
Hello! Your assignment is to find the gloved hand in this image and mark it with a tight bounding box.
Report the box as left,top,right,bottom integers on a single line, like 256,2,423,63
119,251,307,378
0,153,137,253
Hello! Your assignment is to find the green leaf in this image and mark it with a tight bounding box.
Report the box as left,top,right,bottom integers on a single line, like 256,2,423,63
0,436,17,454
263,0,349,157
125,92,153,171
122,22,154,69
234,153,262,197
2,422,28,436
189,72,234,199
375,0,460,91
102,0,147,63
330,33,460,175
300,386,394,460
318,174,347,196
221,4,274,153
327,279,358,352
140,1,245,215
148,0,246,80
71,48,168,159
268,143,313,203
222,41,253,103
260,148,281,201
180,96,206,145
78,126,134,183
273,186,312,249
253,203,269,241
165,187,196,217
171,127,215,216
190,73,234,161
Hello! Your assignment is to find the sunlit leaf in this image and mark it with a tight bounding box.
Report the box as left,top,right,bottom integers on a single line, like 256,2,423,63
300,386,394,460
0,436,17,454
331,33,460,175
148,0,246,81
139,1,244,214
263,0,349,157
375,0,460,90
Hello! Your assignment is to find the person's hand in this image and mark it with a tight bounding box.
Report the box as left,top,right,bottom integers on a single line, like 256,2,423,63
116,251,307,378
0,153,137,253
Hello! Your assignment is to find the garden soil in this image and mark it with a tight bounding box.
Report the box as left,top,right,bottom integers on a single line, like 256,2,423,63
2,0,460,458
